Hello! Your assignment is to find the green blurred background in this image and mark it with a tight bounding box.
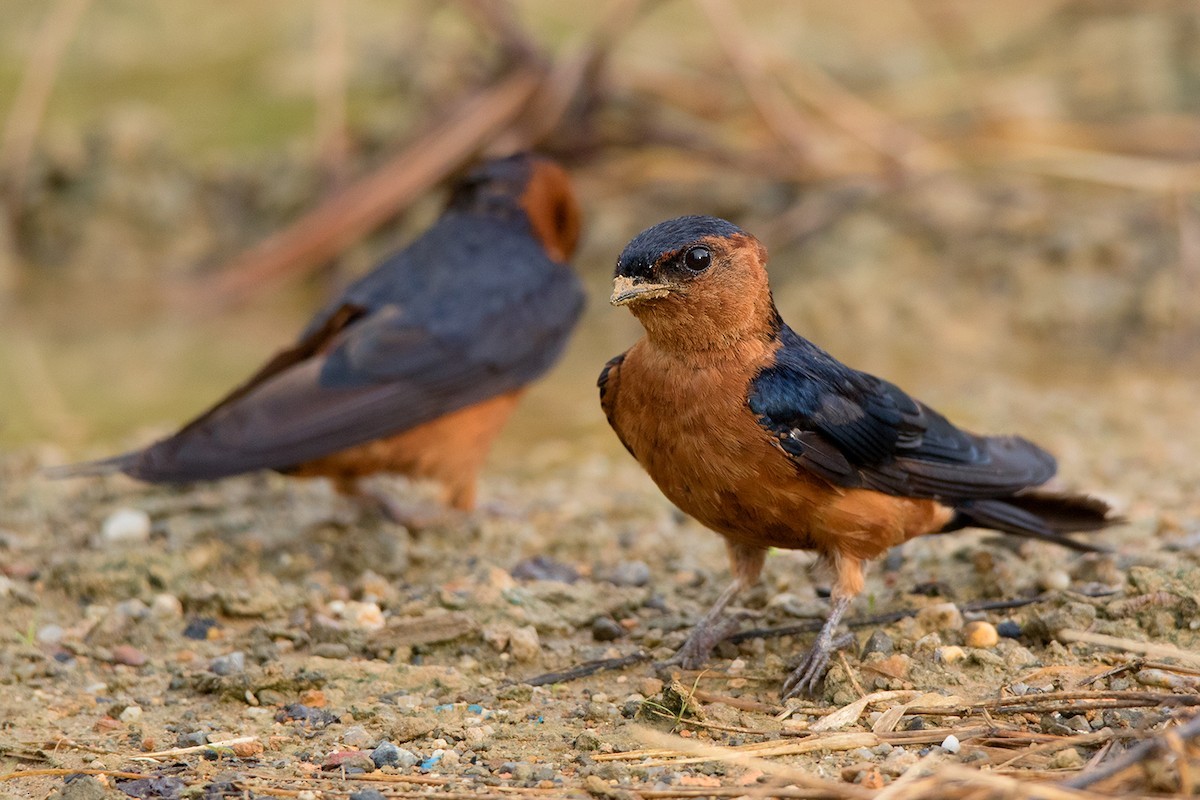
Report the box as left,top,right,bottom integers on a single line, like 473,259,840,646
2,0,1198,459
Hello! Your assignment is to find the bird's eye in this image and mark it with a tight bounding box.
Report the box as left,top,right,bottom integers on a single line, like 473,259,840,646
683,246,711,272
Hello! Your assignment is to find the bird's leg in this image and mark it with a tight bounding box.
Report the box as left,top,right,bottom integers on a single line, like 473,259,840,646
781,553,863,699
662,542,765,670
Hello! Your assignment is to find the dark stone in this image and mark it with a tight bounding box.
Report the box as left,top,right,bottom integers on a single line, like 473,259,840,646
511,556,579,583
591,617,625,642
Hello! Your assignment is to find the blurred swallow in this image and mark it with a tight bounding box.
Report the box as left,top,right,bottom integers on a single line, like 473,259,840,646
54,153,585,516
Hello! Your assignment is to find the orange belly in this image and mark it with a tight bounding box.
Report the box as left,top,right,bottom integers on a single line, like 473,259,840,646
610,340,954,563
288,390,523,510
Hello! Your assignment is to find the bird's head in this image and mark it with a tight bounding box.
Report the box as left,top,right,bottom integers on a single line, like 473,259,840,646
447,153,582,263
612,216,778,351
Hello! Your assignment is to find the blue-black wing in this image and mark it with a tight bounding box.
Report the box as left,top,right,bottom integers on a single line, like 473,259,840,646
749,326,1056,500
115,212,584,481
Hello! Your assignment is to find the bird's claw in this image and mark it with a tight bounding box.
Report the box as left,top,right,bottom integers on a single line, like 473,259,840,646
780,631,855,700
658,614,747,672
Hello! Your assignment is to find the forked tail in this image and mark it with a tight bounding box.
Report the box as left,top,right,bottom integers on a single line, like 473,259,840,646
944,489,1118,553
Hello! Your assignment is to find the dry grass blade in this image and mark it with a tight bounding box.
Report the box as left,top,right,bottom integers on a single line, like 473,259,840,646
633,725,875,799
194,66,544,311
905,764,1099,800
1057,629,1200,667
1064,712,1200,790
1,768,150,782
608,729,879,767
128,735,259,760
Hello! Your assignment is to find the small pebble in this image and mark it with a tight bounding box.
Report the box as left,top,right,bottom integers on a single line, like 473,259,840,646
342,725,375,749
591,617,625,642
37,625,64,644
371,741,418,769
151,594,183,618
349,790,386,800
209,651,245,676
312,642,352,659
1048,748,1085,770
607,560,651,587
996,620,1021,639
322,751,376,773
511,555,578,583
575,730,604,751
935,645,966,664
182,617,220,641
119,705,143,723
941,734,961,754
328,600,385,631
963,620,999,648
112,645,148,667
861,629,893,657
1039,570,1071,592
916,602,963,633
507,625,541,663
101,508,151,545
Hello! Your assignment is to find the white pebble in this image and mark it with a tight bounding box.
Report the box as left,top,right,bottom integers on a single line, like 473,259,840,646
101,508,151,545
1039,570,1071,591
941,734,961,753
151,593,183,618
508,625,541,663
119,705,143,723
328,600,385,631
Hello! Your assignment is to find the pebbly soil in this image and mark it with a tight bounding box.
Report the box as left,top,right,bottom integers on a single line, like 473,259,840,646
2,359,1200,798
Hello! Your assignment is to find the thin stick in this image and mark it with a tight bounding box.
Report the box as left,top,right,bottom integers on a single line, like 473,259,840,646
633,725,875,799
0,0,93,211
1,768,149,782
314,0,349,187
127,735,259,760
194,66,544,310
1064,712,1200,790
1058,628,1200,667
524,650,651,686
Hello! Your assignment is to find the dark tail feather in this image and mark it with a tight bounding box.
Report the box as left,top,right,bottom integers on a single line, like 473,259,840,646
944,491,1118,553
43,452,138,479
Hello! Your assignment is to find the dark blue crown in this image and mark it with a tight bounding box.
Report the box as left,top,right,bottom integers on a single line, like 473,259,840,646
616,215,744,279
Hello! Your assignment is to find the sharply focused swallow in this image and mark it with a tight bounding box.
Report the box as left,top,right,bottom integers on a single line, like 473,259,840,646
600,215,1115,698
55,153,585,515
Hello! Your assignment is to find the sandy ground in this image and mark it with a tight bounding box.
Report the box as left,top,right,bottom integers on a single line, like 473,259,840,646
2,362,1200,798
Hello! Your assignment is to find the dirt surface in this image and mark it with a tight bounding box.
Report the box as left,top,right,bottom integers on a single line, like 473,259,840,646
2,361,1200,797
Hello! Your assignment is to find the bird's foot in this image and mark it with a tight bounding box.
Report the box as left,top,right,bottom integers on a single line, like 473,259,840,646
370,494,461,532
780,631,855,700
658,614,746,672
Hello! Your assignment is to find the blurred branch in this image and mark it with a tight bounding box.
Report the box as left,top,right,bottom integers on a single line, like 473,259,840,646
971,138,1200,192
314,0,349,188
503,0,651,150
194,66,545,310
774,59,954,177
692,0,816,173
459,0,541,63
1,0,92,215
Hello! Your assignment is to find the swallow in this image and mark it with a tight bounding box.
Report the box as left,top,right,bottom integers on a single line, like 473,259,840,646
599,215,1115,699
53,153,585,516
